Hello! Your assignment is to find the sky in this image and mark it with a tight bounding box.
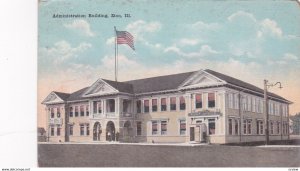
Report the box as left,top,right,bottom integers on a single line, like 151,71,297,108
38,0,300,127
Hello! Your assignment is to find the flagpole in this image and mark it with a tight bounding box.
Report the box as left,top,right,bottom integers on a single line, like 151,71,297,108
114,26,118,81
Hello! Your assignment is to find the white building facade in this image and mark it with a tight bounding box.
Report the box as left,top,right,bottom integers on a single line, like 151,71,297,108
42,69,291,144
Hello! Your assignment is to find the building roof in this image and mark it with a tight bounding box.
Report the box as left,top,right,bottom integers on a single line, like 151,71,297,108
53,91,70,100
204,69,288,101
47,69,290,104
125,71,195,94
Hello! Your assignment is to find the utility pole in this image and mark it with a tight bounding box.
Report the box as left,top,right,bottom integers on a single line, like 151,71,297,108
264,79,282,145
264,80,269,145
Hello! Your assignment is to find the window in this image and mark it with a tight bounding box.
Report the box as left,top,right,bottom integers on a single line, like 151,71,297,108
123,99,131,113
93,101,97,114
75,106,79,117
152,99,157,112
161,98,167,111
136,100,141,113
179,120,186,135
57,127,61,136
152,121,158,135
252,97,256,112
208,119,215,135
50,126,55,136
228,118,233,135
86,105,89,116
69,107,73,117
235,119,239,135
136,121,142,136
247,120,252,135
242,96,247,111
234,94,239,109
97,101,102,114
270,121,274,135
170,97,176,111
106,99,115,113
50,108,54,118
144,100,149,113
247,96,251,111
257,120,263,135
80,124,85,136
57,107,61,118
243,120,247,135
161,121,167,135
69,125,73,136
195,94,202,108
179,96,186,110
86,124,90,136
80,105,84,116
208,93,215,108
228,93,233,108
277,122,280,134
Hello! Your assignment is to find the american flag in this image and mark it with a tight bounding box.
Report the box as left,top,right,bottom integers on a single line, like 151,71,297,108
116,30,135,50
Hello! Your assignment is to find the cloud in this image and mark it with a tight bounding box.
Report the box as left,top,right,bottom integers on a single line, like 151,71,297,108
178,38,200,46
228,10,257,23
260,18,283,38
64,19,95,37
164,44,219,58
39,40,92,64
191,21,221,31
125,20,162,48
106,37,115,45
283,53,298,61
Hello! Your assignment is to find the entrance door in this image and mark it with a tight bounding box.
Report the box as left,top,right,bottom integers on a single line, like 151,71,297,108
93,122,102,141
106,121,115,141
190,127,195,141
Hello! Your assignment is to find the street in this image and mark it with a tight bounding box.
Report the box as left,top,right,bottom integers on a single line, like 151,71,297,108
38,143,300,167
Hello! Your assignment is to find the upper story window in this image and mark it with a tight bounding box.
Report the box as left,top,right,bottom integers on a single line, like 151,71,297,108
228,93,233,108
97,101,102,114
252,97,256,113
152,99,157,112
80,105,84,116
242,96,247,111
57,107,61,118
247,96,251,111
144,100,149,113
50,108,54,118
208,93,215,108
234,94,239,109
161,98,167,111
122,99,131,113
106,99,115,113
93,101,97,114
86,105,89,116
69,107,73,117
195,94,202,109
75,106,79,117
170,97,176,111
136,100,141,114
180,96,186,110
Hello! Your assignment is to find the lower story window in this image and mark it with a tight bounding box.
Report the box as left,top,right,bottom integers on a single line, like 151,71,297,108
69,125,73,136
57,127,61,136
257,120,264,135
161,121,167,135
50,126,55,136
235,119,239,135
247,120,252,135
136,121,142,136
180,120,186,135
228,118,233,135
80,124,85,136
152,121,158,135
86,124,90,136
243,120,247,135
208,119,215,135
